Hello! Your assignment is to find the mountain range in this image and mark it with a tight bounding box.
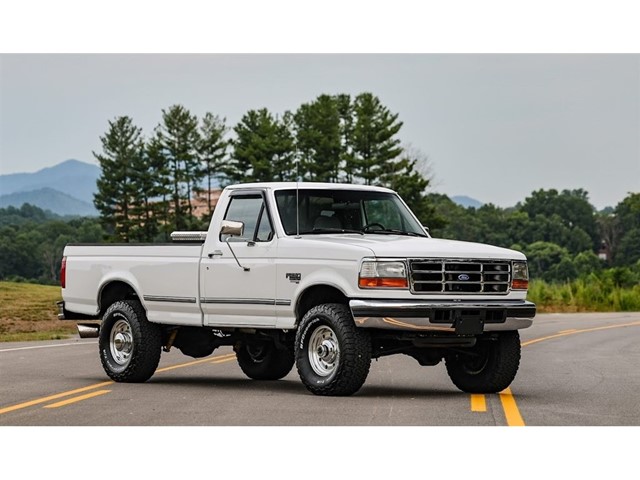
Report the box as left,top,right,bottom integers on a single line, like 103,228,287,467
0,159,99,216
0,159,485,216
451,195,484,209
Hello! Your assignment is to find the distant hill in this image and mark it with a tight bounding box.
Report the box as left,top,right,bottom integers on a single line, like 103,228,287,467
0,159,100,216
0,159,100,205
0,187,97,216
451,195,484,209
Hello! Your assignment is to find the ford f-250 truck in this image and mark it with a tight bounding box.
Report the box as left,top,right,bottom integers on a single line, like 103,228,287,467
59,182,535,396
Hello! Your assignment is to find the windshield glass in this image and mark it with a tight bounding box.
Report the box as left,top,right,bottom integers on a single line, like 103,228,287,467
274,188,427,237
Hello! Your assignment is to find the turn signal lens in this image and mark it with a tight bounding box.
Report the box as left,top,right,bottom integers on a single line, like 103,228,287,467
359,261,408,289
511,279,529,290
359,277,409,288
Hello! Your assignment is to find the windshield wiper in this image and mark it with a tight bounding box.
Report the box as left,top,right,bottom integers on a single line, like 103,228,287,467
299,228,364,236
364,229,428,238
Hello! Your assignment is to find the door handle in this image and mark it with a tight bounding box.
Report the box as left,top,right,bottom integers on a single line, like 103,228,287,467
208,250,223,258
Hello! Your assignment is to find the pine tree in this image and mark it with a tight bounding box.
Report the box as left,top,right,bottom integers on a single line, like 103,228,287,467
154,105,201,230
127,147,168,242
351,93,403,185
197,112,229,216
230,108,295,183
294,95,342,182
93,116,145,242
335,94,355,183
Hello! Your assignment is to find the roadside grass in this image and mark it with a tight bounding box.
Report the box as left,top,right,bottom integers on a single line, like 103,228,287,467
0,281,76,342
528,279,640,313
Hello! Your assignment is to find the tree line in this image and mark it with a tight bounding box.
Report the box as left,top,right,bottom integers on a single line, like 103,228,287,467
428,190,640,284
1,190,638,286
94,93,437,242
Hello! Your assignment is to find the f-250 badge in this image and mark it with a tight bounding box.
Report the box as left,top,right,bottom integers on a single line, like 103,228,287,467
286,273,302,283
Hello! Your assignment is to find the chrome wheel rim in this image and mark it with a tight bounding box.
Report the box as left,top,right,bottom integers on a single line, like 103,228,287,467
308,325,339,377
110,318,133,366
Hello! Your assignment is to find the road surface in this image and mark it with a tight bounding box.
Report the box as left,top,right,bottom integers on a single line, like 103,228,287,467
1,312,639,426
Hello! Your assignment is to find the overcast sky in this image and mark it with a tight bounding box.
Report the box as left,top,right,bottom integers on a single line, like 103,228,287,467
0,54,638,209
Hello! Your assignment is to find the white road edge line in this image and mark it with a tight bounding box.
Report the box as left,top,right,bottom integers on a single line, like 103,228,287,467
0,341,97,353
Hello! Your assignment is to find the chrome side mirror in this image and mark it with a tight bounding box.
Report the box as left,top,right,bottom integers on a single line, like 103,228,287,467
220,220,244,237
219,220,249,272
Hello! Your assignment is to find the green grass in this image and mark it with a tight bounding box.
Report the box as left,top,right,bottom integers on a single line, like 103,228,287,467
528,278,640,313
0,281,76,342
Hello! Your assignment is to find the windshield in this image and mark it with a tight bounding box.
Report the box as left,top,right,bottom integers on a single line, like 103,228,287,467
274,188,427,237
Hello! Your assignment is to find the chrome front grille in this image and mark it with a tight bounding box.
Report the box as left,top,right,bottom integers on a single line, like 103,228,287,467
410,259,511,295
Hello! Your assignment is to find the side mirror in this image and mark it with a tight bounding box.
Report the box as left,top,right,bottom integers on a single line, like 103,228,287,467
220,220,244,237
219,220,250,272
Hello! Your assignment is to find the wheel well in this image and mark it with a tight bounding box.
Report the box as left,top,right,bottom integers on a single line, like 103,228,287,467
295,285,349,322
98,281,139,315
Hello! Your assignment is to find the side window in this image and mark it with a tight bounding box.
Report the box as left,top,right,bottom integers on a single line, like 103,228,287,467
256,208,273,242
221,195,273,242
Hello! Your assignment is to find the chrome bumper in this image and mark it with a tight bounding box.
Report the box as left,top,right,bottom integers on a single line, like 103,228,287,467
349,299,535,333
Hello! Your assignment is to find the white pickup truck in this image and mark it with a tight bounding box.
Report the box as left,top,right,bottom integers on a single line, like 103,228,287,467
60,182,535,396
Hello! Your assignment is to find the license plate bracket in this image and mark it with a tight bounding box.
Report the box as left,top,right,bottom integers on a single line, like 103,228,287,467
454,311,484,335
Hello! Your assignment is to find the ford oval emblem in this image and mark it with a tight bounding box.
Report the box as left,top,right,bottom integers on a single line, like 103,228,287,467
458,274,470,281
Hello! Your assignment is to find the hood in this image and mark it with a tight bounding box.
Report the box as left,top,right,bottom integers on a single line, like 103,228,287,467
300,234,526,260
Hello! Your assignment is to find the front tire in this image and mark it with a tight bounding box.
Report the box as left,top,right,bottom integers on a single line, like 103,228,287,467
295,303,371,396
99,300,162,383
445,331,521,393
236,341,294,380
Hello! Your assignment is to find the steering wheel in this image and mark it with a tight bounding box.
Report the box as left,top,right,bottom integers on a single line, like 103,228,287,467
363,223,385,232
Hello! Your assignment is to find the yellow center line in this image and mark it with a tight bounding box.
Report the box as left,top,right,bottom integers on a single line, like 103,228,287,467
0,381,114,415
0,352,236,416
470,394,487,412
499,388,524,426
522,320,640,347
156,352,236,372
211,355,236,364
44,390,111,409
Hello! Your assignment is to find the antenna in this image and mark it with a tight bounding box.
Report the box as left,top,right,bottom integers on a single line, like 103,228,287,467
295,157,300,238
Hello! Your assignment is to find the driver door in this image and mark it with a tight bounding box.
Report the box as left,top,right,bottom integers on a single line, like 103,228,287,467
200,191,278,327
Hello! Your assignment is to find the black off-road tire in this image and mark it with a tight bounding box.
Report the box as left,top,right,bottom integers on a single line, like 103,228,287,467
445,331,521,393
236,341,295,380
295,303,371,396
99,300,162,383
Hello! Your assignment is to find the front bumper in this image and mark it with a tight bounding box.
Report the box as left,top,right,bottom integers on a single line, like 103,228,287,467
349,299,536,333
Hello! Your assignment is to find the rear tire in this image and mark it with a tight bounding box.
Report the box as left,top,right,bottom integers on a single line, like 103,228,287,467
99,300,162,383
295,303,371,396
445,331,521,393
236,341,294,380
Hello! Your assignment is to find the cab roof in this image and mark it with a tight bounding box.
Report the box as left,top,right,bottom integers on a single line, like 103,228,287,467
224,182,394,193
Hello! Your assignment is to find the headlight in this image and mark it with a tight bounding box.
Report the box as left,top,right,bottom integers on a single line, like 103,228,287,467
359,261,408,289
511,261,529,290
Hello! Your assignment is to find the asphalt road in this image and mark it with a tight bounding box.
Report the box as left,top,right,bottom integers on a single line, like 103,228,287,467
1,312,639,426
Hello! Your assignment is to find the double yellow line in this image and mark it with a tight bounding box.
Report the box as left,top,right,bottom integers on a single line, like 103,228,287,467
469,389,524,426
470,320,640,426
0,352,236,416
